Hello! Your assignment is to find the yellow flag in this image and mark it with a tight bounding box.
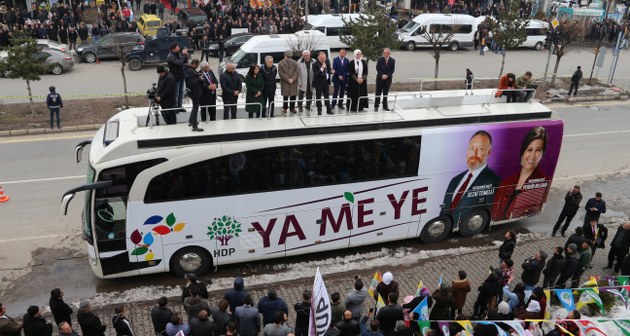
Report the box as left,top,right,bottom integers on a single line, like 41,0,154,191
414,281,424,297
544,290,551,319
457,321,474,336
368,271,382,298
376,293,386,310
554,322,576,336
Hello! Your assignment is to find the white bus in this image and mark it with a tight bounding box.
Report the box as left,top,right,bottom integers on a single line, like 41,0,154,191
63,89,564,278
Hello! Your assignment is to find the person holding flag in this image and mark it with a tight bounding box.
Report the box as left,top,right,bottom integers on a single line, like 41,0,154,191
375,272,400,304
375,292,404,335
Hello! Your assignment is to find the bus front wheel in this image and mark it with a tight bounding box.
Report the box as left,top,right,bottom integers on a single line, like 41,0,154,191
170,247,212,277
420,216,452,243
459,209,489,237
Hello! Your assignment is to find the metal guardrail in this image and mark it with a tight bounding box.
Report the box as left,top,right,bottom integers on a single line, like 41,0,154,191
489,88,537,104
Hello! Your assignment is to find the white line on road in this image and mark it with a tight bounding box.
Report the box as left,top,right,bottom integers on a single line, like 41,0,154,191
564,129,630,138
1,175,85,185
0,233,69,244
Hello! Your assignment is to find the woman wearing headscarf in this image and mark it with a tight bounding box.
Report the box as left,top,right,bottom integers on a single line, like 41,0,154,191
347,49,368,112
374,272,399,302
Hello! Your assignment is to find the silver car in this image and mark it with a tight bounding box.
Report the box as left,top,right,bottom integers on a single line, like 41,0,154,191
0,48,74,76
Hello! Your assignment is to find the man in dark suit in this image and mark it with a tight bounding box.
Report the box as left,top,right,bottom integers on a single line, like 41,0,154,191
199,61,218,122
374,48,395,111
583,219,608,259
441,130,501,225
220,62,242,120
332,49,349,110
184,59,204,132
312,51,334,115
583,192,606,225
605,222,630,274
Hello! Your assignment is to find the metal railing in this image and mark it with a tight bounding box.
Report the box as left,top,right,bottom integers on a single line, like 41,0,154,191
488,88,537,104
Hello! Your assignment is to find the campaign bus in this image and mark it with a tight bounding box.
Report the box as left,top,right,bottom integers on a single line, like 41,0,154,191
63,89,563,278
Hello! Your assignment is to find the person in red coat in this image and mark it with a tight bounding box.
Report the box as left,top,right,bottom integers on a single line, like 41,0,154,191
495,73,517,102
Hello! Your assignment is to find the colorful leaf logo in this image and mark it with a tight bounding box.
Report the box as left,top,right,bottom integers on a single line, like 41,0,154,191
344,192,355,203
130,229,142,245
144,215,163,225
131,213,186,261
166,212,176,227
152,225,171,235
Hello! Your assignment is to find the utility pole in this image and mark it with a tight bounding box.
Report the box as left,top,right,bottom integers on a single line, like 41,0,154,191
543,28,556,83
607,32,624,85
588,0,610,84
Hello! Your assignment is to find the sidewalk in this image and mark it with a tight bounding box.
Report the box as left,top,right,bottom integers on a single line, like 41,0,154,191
69,228,616,335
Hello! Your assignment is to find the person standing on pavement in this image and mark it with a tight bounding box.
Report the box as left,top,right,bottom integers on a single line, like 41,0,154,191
200,35,211,62
374,48,395,112
212,299,231,335
46,86,63,129
261,56,278,118
552,185,583,237
278,49,299,114
375,292,404,336
77,300,107,336
521,250,547,290
183,286,211,322
605,222,630,275
150,297,173,336
375,272,399,303
184,58,204,132
220,63,242,120
429,284,453,321
542,246,565,289
49,288,72,327
0,302,23,336
190,309,216,336
257,289,289,327
567,66,582,96
312,51,334,115
58,322,79,336
199,61,218,122
499,230,517,265
297,50,314,113
23,305,52,336
293,290,311,336
330,292,346,327
167,43,189,108
583,192,606,225
572,240,592,288
465,68,474,90
112,305,134,336
223,276,248,317
583,218,608,259
332,49,349,110
555,243,580,289
565,226,585,250
345,278,368,321
262,311,290,336
472,272,499,319
450,270,471,316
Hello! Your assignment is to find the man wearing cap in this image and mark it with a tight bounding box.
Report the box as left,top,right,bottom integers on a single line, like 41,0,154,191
156,65,177,125
77,300,107,336
199,61,218,122
23,305,53,336
278,49,298,114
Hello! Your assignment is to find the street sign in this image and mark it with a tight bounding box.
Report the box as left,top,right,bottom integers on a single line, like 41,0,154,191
551,19,559,29
596,47,607,67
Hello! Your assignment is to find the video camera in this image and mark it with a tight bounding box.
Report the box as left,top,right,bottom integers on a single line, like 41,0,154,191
147,82,158,102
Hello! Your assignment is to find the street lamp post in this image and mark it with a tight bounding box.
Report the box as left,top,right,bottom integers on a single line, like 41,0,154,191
588,0,611,84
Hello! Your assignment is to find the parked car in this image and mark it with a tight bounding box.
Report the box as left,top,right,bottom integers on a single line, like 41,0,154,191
76,32,145,63
0,48,74,76
207,33,254,56
177,8,208,27
36,39,68,52
126,35,192,71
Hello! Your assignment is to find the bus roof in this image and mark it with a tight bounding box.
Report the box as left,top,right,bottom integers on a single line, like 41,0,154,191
89,89,555,167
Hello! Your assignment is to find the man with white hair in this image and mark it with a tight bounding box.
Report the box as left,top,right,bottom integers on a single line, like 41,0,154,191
347,49,368,112
220,62,242,120
297,50,314,113
199,61,218,122
374,48,395,111
312,51,334,115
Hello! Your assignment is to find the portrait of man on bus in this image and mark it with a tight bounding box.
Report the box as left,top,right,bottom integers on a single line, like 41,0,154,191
492,126,550,221
440,130,501,224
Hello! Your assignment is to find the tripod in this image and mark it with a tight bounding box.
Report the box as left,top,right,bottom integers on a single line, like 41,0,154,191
145,99,161,127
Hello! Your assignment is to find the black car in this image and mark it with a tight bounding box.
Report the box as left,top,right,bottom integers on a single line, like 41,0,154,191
207,33,255,56
126,35,192,71
76,32,145,63
177,8,208,27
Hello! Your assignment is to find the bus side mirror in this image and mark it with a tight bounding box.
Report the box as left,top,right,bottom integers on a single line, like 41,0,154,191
75,140,92,163
62,192,75,216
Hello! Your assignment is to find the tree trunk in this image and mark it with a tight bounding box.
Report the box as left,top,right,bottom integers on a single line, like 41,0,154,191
498,51,506,79
121,63,129,107
26,79,36,116
550,56,562,87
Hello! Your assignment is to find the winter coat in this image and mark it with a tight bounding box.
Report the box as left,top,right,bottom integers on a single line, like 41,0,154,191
22,314,52,336
181,282,209,302
450,279,471,310
562,191,582,215
495,74,516,97
336,319,360,336
344,288,368,319
183,296,210,321
576,247,592,274
150,306,173,335
297,57,315,92
223,277,248,316
611,226,630,253
77,310,107,336
245,74,264,114
583,223,608,249
622,253,630,276
189,316,217,336
49,297,73,325
261,64,278,95
565,233,584,250
571,69,583,84
278,57,299,96
184,65,203,99
558,252,580,283
359,316,384,336
521,256,547,286
220,70,242,104
375,304,404,335
330,302,346,327
0,315,23,336
211,309,231,335
112,315,133,336
429,289,453,320
235,305,260,336
157,72,177,109
476,277,499,303
257,296,289,326
543,253,566,282
167,50,187,80
499,237,516,261
294,301,311,331
375,281,399,302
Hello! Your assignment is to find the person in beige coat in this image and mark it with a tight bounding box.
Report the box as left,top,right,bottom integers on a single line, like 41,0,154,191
278,49,299,114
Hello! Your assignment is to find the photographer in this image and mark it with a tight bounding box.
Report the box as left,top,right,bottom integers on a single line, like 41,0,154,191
184,59,204,132
156,65,177,125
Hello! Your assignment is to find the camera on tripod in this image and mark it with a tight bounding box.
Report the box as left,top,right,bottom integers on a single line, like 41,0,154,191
147,83,158,102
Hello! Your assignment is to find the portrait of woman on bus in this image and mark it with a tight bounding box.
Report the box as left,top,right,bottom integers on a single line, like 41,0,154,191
492,126,550,221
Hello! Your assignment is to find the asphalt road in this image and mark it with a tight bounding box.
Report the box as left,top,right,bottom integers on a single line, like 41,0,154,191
0,101,629,311
0,47,628,103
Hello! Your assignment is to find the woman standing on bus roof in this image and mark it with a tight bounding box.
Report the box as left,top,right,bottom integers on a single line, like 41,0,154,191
492,126,550,222
347,49,368,112
245,64,264,119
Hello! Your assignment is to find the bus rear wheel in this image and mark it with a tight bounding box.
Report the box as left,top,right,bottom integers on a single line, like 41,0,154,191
459,209,489,237
420,216,452,243
170,247,212,277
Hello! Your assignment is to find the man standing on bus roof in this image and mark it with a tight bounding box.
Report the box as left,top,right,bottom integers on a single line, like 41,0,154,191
441,130,501,224
374,48,395,112
332,49,349,110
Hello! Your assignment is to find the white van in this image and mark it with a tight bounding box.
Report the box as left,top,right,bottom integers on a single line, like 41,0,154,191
302,14,361,49
521,19,549,50
218,30,331,80
396,14,477,51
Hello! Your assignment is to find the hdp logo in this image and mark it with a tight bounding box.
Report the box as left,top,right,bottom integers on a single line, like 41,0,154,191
420,306,429,320
561,292,572,303
208,215,242,246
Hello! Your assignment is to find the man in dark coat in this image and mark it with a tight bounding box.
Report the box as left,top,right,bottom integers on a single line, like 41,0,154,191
260,56,277,118
49,288,72,326
23,306,52,336
257,290,289,326
567,66,582,96
347,49,368,112
583,192,606,225
150,297,173,336
0,303,23,336
184,59,204,132
220,63,242,120
336,310,359,336
332,49,349,109
156,65,177,125
189,309,216,336
542,246,565,288
112,305,134,336
552,185,583,237
294,291,311,336
166,43,189,108
499,231,517,263
376,292,404,336
555,243,580,289
429,284,453,321
605,222,630,274
521,250,547,290
199,61,219,122
223,276,247,316
622,253,630,276
565,226,585,250
374,48,395,111
312,51,334,115
77,300,106,336
583,218,608,258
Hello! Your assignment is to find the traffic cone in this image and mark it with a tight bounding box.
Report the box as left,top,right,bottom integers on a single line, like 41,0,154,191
0,185,9,203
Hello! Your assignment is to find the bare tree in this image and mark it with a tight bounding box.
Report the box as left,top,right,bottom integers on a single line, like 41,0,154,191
112,43,134,107
340,6,400,64
286,31,326,57
422,25,459,80
550,19,583,87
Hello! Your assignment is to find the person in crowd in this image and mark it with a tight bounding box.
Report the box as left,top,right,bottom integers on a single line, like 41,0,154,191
199,61,218,122
521,250,548,290
294,290,311,336
391,321,412,336
376,292,404,336
502,282,525,314
245,64,264,119
68,27,78,51
278,49,299,114
220,63,242,120
430,284,453,321
472,272,499,319
499,230,517,264
583,192,607,225
263,311,290,336
606,222,630,275
347,49,368,112
546,309,581,335
528,287,547,319
450,270,471,316
184,58,204,132
497,301,512,320
112,305,133,336
200,35,211,62
23,305,52,336
375,272,399,302
217,35,226,63
58,321,79,336
515,71,533,102
556,243,580,289
359,311,381,336
0,302,23,335
332,49,349,110
212,299,231,335
565,226,585,250
77,22,89,43
167,43,188,108
223,276,247,317
261,56,278,118
472,310,499,335
156,65,177,124
572,240,592,288
622,252,630,276
515,300,540,320
190,308,216,336
345,278,368,321
258,289,289,327
465,68,474,90
583,218,608,258
330,292,346,327
312,51,334,115
49,288,72,326
46,86,63,129
336,310,360,336
184,286,211,322
297,50,314,113
552,185,583,237
77,300,107,336
493,126,550,221
567,66,582,96
374,48,395,112
495,73,516,102
542,246,565,288
165,313,190,336
151,296,173,336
